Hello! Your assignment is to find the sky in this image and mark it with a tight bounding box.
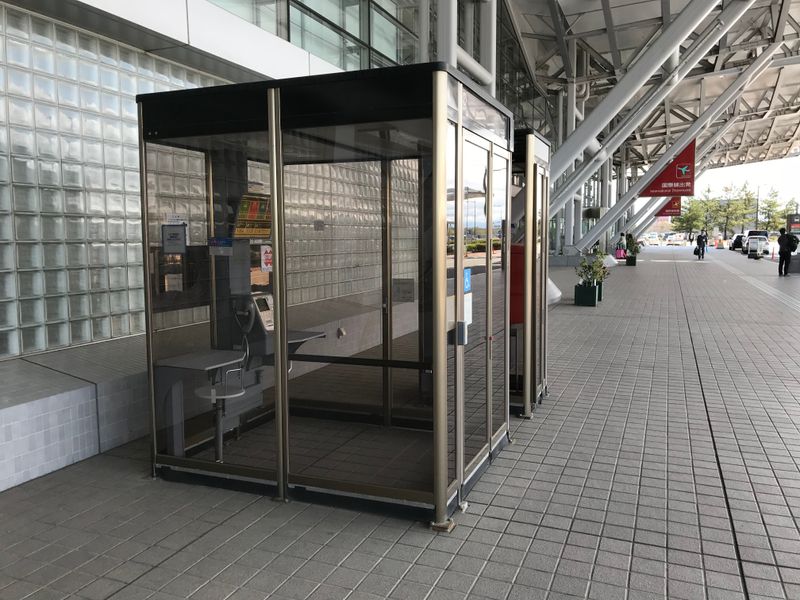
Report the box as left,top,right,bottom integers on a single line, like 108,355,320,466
695,156,800,203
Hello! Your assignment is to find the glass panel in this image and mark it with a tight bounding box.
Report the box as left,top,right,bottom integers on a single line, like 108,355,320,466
462,139,488,471
289,5,363,71
371,8,417,64
145,121,277,478
373,0,417,33
491,155,508,437
534,169,545,394
207,0,278,34
282,105,434,496
302,0,360,36
462,88,509,147
445,124,456,485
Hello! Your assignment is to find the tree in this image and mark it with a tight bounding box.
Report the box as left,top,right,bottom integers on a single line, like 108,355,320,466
715,185,745,239
696,188,720,233
759,189,782,231
781,199,799,226
672,198,705,237
734,183,757,233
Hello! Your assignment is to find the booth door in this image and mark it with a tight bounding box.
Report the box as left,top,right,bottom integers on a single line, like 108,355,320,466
460,136,491,479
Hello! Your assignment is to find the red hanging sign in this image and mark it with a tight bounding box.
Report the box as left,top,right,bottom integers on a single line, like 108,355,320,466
641,140,696,197
656,197,682,217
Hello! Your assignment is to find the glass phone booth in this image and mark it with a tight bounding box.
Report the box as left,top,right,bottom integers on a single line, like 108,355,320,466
509,131,550,417
138,63,514,528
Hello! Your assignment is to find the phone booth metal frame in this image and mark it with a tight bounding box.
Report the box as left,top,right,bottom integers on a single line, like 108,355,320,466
137,63,515,528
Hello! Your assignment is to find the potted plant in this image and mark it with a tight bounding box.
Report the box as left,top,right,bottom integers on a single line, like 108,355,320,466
574,257,599,306
625,234,640,266
592,252,610,301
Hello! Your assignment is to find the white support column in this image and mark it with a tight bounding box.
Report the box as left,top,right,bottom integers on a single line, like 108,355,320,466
600,157,611,251
564,42,578,248
631,203,666,239
549,0,757,215
479,0,497,96
437,0,495,93
615,148,627,236
555,90,566,253
464,2,474,57
436,0,457,66
564,198,575,246
574,41,782,252
419,0,430,61
550,0,719,179
629,196,667,238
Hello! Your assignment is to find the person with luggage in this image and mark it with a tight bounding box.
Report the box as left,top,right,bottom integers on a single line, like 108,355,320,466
695,230,708,260
777,227,798,276
615,233,626,260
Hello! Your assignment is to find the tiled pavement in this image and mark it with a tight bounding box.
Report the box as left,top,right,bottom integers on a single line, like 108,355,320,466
2,246,800,600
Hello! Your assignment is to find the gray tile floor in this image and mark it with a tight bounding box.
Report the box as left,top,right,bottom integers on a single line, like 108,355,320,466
2,246,800,599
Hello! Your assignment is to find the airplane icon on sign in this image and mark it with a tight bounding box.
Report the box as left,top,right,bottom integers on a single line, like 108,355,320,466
677,165,690,176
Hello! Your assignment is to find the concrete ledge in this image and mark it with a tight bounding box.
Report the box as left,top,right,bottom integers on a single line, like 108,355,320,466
0,337,150,492
0,384,98,493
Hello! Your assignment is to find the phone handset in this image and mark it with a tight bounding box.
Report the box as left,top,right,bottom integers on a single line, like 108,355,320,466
233,296,256,334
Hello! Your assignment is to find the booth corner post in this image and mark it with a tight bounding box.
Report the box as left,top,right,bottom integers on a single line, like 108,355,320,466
539,135,551,403
138,100,158,479
267,87,289,503
431,69,455,533
521,133,535,419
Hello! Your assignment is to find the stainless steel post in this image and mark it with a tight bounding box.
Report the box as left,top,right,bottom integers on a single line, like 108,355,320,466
138,103,158,477
431,71,454,531
522,133,534,418
268,88,289,502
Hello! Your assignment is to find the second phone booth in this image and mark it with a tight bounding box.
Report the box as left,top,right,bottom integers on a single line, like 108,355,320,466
510,131,550,417
138,63,515,528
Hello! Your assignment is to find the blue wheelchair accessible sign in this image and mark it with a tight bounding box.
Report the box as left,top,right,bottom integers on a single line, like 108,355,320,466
464,268,472,293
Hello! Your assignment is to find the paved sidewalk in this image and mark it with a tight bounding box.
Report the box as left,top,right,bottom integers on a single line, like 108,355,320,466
2,246,800,600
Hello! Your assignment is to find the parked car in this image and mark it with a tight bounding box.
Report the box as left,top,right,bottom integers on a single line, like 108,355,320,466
741,229,769,254
666,233,686,246
729,233,745,251
744,235,769,258
645,232,660,245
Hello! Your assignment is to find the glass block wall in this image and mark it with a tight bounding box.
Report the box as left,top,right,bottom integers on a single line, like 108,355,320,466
0,4,223,358
259,159,419,307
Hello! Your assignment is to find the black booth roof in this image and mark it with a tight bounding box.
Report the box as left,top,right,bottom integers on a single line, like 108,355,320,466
137,62,513,147
512,129,551,172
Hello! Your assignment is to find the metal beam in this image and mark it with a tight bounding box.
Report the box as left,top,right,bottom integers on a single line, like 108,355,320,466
774,0,791,41
548,0,573,79
550,0,718,180
574,41,782,252
601,0,622,71
549,0,757,215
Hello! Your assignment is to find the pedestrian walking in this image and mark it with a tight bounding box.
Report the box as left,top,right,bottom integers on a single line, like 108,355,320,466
695,230,707,260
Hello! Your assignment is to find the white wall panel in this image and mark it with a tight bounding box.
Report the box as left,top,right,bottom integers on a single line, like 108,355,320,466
75,0,190,44
187,0,315,79
309,54,342,75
